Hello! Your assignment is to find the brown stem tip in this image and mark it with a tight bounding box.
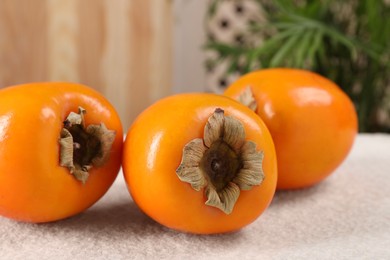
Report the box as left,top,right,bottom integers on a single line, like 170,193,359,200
176,108,264,214
59,107,116,184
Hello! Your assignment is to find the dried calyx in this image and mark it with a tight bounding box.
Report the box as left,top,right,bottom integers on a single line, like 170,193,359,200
237,87,257,112
176,108,264,214
59,107,116,184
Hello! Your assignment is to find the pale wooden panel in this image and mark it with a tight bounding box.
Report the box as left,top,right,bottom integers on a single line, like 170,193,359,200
101,0,133,126
78,0,105,94
0,0,48,86
127,0,153,122
150,0,173,102
46,0,79,82
0,0,173,129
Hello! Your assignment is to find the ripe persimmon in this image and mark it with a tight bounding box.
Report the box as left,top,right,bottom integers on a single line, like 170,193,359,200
0,82,123,222
123,93,277,234
224,68,358,189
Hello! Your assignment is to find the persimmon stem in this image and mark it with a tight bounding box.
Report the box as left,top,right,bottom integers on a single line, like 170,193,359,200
59,107,116,184
176,108,265,214
200,140,241,191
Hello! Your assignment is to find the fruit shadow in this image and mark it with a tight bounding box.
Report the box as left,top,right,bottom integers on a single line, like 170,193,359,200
36,200,146,233
39,181,330,241
39,196,244,244
269,179,331,208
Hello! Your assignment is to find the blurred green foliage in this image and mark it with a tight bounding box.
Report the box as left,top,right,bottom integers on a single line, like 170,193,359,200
205,0,390,132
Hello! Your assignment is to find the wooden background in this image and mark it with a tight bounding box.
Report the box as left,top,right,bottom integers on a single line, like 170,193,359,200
0,0,172,129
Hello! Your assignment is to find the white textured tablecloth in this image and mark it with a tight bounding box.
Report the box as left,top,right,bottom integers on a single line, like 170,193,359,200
1,134,389,260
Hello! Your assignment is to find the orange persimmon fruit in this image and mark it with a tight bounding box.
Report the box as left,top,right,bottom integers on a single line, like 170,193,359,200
122,93,277,234
224,68,358,189
0,82,123,222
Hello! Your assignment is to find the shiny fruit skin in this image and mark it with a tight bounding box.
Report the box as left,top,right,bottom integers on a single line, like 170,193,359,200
123,93,277,234
0,82,123,222
225,68,358,189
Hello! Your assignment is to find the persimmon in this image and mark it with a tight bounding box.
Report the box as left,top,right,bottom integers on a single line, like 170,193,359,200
0,82,123,222
224,68,358,189
122,93,277,234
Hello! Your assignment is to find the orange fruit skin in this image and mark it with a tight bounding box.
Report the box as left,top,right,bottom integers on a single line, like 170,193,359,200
123,93,277,234
224,68,358,190
0,82,123,222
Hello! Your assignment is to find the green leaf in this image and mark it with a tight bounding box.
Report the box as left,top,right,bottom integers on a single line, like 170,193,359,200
207,0,221,18
293,29,315,67
242,49,258,74
251,27,302,59
304,0,329,18
204,43,247,57
269,31,302,67
306,30,323,68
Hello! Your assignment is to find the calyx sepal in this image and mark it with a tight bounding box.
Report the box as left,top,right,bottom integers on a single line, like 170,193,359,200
59,107,116,184
176,108,264,214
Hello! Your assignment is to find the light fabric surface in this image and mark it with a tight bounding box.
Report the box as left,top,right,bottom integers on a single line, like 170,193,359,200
1,134,389,260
